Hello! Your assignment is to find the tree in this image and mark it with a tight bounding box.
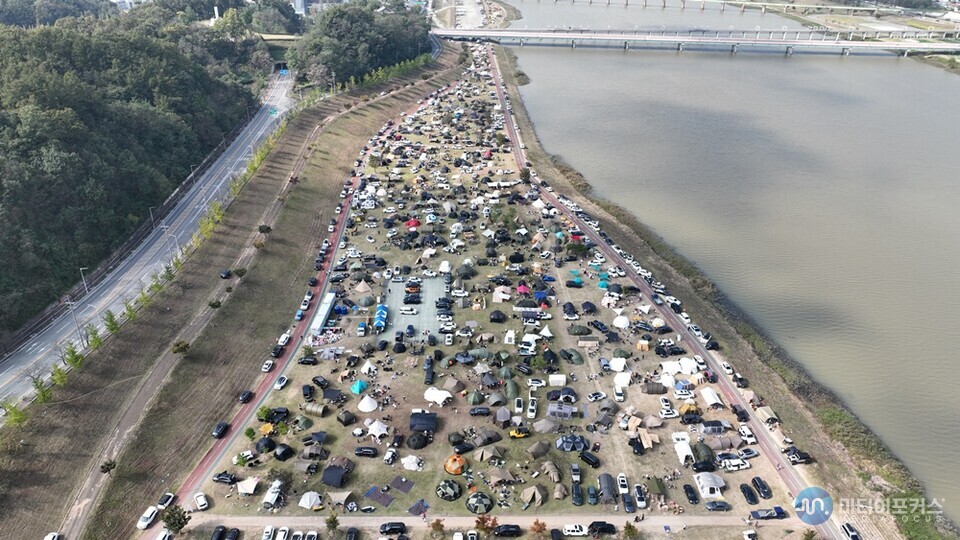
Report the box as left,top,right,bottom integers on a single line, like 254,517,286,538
162,504,191,533
86,325,103,349
234,268,248,278
100,459,117,475
30,375,52,404
244,427,256,440
123,298,138,322
474,515,492,534
256,406,271,422
51,365,68,387
622,522,640,540
62,342,84,370
103,309,121,334
302,345,314,357
0,401,27,426
519,168,531,182
258,224,273,234
801,531,818,540
236,453,250,467
171,340,190,355
530,519,547,539
325,513,340,532
213,7,248,40
429,518,445,537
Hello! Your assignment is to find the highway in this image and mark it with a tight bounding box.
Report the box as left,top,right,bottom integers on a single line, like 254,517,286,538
483,45,844,539
0,74,295,404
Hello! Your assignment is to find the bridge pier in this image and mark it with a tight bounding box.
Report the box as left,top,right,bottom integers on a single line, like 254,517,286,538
841,47,850,56
643,0,647,6
571,39,576,48
740,3,746,13
720,1,725,11
786,46,794,56
761,5,766,13
701,1,705,10
677,42,684,52
731,43,739,54
519,38,523,47
624,41,629,49
680,0,686,10
662,0,666,8
902,49,910,57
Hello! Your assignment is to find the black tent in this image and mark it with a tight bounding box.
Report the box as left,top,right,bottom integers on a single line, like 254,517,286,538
256,437,277,453
489,310,506,323
337,410,357,426
410,412,438,432
274,444,295,461
393,342,407,353
322,465,347,487
407,432,429,450
581,301,596,314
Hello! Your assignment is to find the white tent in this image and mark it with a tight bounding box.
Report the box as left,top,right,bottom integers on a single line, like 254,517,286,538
678,357,699,374
439,261,452,273
262,479,283,508
637,304,652,315
424,387,453,406
613,371,632,388
694,472,726,499
357,395,379,413
237,477,259,496
421,248,437,259
609,357,628,372
659,361,682,376
659,374,676,388
401,455,423,471
360,360,377,375
651,317,665,328
473,363,492,375
612,316,630,329
298,491,323,510
367,419,390,438
504,330,516,345
701,388,723,408
539,325,553,338
674,441,694,465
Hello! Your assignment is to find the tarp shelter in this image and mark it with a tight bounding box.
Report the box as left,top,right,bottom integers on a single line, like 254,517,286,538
237,477,259,496
642,416,664,429
322,466,348,487
262,479,283,508
436,479,463,501
541,461,561,482
443,378,466,392
327,490,353,506
402,455,423,471
360,360,377,375
674,441,695,465
299,491,323,511
465,491,494,514
641,382,667,394
424,387,453,406
613,372,632,388
701,387,723,408
410,412,438,432
490,469,516,486
351,380,369,394
521,484,547,506
693,472,726,499
444,454,467,475
358,395,378,413
533,418,559,433
756,406,779,425
527,440,550,458
678,402,699,415
597,474,617,503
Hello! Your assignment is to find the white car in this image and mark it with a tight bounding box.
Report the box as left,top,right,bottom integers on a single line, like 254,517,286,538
277,527,290,540
451,289,470,298
278,332,291,346
262,526,276,540
617,473,630,494
587,391,607,402
300,299,310,310
562,525,587,537
526,398,538,419
440,322,458,332
261,360,274,372
399,307,418,315
658,408,679,419
156,530,174,540
467,531,479,540
44,535,63,540
694,355,708,371
453,533,464,540
365,235,376,243
527,378,546,389
738,425,757,444
423,269,438,277
514,398,524,414
613,386,625,402
673,389,695,400
194,492,209,511
679,312,692,324
274,376,289,390
721,362,734,375
562,313,580,321
659,397,672,409
724,458,751,472
136,506,158,530
437,314,453,323
157,492,175,510
408,277,422,283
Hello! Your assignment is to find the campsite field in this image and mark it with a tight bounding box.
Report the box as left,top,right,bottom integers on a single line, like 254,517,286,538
189,44,794,536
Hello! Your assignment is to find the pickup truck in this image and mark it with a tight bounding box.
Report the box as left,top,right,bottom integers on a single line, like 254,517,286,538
750,507,787,520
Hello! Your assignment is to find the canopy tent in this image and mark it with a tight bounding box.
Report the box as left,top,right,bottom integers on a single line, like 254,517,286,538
533,418,559,433
436,479,463,501
357,395,379,413
327,490,353,506
366,419,390,438
350,380,369,394
444,454,468,475
424,387,453,406
322,466,348,487
609,357,628,372
402,455,424,471
521,484,547,506
236,477,259,496
465,492,494,514
298,491,324,511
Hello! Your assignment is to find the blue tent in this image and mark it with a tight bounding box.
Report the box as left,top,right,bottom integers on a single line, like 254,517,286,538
598,272,609,280
568,269,580,277
534,290,548,302
598,281,608,289
351,380,369,394
588,262,601,271
675,379,694,390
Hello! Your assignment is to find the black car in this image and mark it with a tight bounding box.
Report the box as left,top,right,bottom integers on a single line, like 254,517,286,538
453,442,475,455
587,485,599,505
211,525,226,540
680,414,703,425
312,375,330,389
424,368,435,385
733,374,749,388
692,461,716,473
515,363,532,375
493,525,522,537
550,529,562,540
377,340,389,351
587,522,616,536
347,528,360,540
590,320,609,333
403,295,421,305
308,277,319,287
298,356,319,366
380,523,406,535
213,471,237,484
406,324,415,337
683,484,699,504
329,273,348,283
225,529,240,540
238,390,253,404
302,384,315,400
270,344,285,358
752,476,773,499
740,483,759,505
565,280,583,289
628,438,645,455
571,482,584,506
219,269,232,279
211,421,228,439
391,433,404,447
355,446,379,457
733,405,750,423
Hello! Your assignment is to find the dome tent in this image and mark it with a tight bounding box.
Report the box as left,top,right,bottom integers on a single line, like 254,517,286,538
444,454,468,475
436,479,463,501
407,432,429,450
465,491,494,514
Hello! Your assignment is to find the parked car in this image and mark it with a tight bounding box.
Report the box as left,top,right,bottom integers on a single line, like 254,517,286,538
562,525,587,537
493,525,522,537
571,482,584,506
193,492,209,511
157,492,175,510
587,485,598,505
469,406,491,416
136,506,159,530
212,471,237,484
587,522,615,536
355,447,379,458
379,523,406,535
683,484,699,504
752,476,773,499
211,421,228,439
705,501,732,512
740,483,759,505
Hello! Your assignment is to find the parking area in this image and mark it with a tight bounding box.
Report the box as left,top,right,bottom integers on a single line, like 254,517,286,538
384,275,445,339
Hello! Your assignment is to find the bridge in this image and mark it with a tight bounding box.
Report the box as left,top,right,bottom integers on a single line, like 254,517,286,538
432,27,960,56
498,0,915,15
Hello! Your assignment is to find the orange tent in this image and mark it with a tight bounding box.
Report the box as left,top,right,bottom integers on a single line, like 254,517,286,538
444,454,468,475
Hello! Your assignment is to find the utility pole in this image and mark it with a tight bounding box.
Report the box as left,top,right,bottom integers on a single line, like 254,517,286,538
148,206,158,229
63,297,87,347
79,267,89,295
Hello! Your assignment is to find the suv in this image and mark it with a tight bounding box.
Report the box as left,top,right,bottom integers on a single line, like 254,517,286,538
469,406,491,416
587,522,616,536
211,421,228,439
493,525,522,537
355,447,379,458
571,463,582,483
379,523,406,535
579,450,600,468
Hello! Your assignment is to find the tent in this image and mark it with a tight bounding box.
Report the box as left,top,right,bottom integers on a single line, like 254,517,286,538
503,380,519,399
612,316,630,329
360,360,377,375
678,402,699,415
322,466,348,487
357,395,379,413
410,412,438,432
567,325,591,336
756,406,779,424
466,391,485,405
354,280,372,293
498,366,514,378
489,469,516,486
407,432,429,450
474,446,503,462
613,371,632,388
533,418,559,433
541,460,561,482
642,416,664,429
236,477,259,496
367,419,390,438
351,380,369,394
327,490,353,506
675,379,694,391
555,434,588,452
609,357,628,372
275,444,295,461
521,484,547,506
486,392,506,406
693,472,726,499
357,296,375,307
444,454,468,475
337,410,357,426
443,378,466,392
547,403,576,420
436,479,463,501
256,437,277,453
597,399,619,414
527,440,550,458
701,387,723,408
613,347,633,359
472,428,502,447
640,382,667,394
493,407,511,427
299,491,324,511
597,474,617,503
402,454,423,471
424,387,453,406
262,479,283,509
465,492,494,514
553,484,568,500
490,310,507,323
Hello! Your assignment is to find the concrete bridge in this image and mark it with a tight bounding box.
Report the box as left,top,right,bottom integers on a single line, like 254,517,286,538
432,27,960,56
505,0,917,15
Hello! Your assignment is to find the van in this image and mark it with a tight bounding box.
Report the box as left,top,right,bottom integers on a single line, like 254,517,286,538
579,450,601,468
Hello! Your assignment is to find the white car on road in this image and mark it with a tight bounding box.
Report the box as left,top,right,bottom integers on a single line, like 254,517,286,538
562,525,587,537
136,506,158,530
274,376,289,390
721,361,734,375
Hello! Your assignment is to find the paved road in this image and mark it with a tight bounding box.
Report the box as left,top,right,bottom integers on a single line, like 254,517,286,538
483,45,843,539
0,75,295,403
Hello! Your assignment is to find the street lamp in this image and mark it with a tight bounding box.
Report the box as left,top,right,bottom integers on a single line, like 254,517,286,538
79,267,89,295
148,206,158,229
63,298,87,347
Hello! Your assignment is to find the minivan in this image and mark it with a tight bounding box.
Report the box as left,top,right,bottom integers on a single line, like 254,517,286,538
579,450,600,468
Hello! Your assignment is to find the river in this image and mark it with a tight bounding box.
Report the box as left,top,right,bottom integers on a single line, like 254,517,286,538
502,0,960,524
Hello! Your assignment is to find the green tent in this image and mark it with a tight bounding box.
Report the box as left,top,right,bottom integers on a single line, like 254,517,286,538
567,325,591,336
563,348,584,365
466,391,485,405
503,380,519,399
613,347,633,359
468,348,492,359
498,366,514,379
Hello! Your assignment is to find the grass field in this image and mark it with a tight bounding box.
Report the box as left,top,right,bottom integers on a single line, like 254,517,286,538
78,49,465,539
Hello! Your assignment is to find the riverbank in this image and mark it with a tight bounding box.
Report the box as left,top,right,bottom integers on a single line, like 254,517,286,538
487,12,955,538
